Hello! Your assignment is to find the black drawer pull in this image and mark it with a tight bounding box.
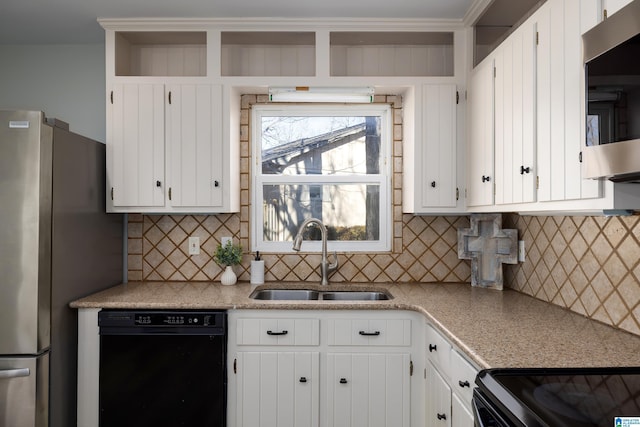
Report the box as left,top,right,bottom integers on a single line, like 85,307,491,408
429,344,437,352
339,378,348,384
266,330,288,336
520,166,531,175
214,180,219,187
437,413,447,421
431,181,436,188
482,175,491,183
156,180,161,187
299,377,307,383
458,380,470,388
359,331,380,336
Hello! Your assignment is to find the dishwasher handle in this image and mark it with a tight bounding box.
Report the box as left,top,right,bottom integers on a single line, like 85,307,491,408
0,368,30,380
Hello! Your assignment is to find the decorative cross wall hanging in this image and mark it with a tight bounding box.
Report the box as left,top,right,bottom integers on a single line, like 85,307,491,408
457,213,518,290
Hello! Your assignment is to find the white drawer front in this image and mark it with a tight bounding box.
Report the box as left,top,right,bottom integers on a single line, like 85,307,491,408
426,324,451,375
327,318,412,346
450,350,477,407
236,318,320,346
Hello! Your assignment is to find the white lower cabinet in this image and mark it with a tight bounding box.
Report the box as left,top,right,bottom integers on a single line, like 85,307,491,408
235,351,320,427
425,324,477,427
327,353,411,427
228,310,422,427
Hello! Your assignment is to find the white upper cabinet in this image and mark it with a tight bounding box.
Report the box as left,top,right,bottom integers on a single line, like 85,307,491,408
536,0,601,204
166,84,225,209
103,27,240,213
404,84,460,213
493,20,536,205
107,83,165,209
467,56,494,207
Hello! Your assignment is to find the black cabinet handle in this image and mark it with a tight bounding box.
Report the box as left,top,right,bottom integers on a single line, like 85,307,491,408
156,180,161,187
214,180,219,187
339,378,348,384
429,344,437,352
430,181,436,188
299,377,307,383
520,166,531,175
458,380,470,388
359,331,380,336
437,413,447,421
266,330,288,336
482,175,491,183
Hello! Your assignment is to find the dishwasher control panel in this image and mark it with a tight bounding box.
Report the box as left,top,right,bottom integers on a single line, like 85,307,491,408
98,310,226,334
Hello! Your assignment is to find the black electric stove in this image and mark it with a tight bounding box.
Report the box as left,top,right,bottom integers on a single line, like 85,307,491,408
473,367,640,427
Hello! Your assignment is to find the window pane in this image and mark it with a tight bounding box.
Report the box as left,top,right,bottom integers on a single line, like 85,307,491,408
262,184,380,242
261,116,382,175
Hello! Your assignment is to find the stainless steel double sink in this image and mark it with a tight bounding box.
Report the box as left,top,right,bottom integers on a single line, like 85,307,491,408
249,288,392,301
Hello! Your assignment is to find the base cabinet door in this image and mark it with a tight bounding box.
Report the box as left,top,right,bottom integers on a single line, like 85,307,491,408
235,351,320,427
326,353,411,427
451,393,474,427
426,362,451,427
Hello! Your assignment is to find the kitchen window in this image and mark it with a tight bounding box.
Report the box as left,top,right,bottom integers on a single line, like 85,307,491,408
251,104,392,253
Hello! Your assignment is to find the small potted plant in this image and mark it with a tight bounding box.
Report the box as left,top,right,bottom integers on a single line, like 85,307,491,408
214,240,243,285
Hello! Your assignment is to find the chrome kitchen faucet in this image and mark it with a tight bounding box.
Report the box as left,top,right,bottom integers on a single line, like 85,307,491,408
292,218,339,286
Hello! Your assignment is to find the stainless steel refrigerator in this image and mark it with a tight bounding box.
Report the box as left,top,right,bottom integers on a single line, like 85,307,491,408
0,110,123,427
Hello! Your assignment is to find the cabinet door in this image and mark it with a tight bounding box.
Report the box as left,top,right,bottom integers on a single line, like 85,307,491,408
537,0,601,202
426,362,452,427
166,84,224,208
108,83,165,208
326,353,410,427
422,84,457,208
451,393,474,427
235,351,319,427
467,57,495,207
494,23,536,206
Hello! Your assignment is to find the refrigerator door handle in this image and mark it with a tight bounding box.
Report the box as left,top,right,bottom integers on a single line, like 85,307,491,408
0,367,30,379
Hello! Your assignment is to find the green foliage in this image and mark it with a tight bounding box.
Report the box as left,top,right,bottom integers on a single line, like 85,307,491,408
213,241,243,266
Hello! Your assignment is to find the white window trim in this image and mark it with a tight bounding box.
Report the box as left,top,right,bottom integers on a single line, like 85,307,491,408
251,103,392,253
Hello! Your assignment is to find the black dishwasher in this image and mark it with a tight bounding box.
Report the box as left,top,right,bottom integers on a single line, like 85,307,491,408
98,310,227,427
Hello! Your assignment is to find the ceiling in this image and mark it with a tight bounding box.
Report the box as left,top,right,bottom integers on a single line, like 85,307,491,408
1,0,478,45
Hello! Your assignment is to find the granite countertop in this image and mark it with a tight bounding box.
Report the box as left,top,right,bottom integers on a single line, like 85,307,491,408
70,281,640,369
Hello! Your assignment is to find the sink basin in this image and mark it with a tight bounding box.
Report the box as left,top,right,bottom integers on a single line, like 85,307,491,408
321,291,391,301
249,289,320,300
249,288,392,301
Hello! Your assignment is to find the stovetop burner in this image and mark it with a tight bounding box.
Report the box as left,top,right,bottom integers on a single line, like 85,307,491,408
475,367,640,427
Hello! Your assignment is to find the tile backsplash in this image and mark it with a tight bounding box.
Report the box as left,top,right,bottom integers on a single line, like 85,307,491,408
126,93,640,337
504,213,640,336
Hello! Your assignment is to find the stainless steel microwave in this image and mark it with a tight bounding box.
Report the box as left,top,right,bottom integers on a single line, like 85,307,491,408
583,0,640,182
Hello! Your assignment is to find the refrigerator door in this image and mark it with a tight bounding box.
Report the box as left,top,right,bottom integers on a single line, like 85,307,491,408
0,354,49,427
0,110,52,355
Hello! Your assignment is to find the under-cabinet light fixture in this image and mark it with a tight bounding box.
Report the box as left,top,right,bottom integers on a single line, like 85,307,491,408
268,86,375,103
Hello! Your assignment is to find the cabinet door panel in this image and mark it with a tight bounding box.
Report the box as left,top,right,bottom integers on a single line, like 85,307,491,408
468,58,495,207
326,353,410,427
422,84,457,208
452,392,474,427
426,362,452,427
236,351,319,427
167,84,223,208
109,83,165,208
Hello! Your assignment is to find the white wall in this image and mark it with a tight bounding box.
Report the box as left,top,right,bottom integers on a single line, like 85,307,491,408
0,44,105,142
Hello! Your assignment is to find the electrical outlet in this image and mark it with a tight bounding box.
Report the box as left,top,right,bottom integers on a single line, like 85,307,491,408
221,236,232,246
188,237,200,255
518,240,526,262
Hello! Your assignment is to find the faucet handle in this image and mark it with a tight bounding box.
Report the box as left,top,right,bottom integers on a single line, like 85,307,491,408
328,251,339,272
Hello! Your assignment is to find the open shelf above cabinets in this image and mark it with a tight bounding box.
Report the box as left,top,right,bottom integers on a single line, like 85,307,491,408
114,31,207,77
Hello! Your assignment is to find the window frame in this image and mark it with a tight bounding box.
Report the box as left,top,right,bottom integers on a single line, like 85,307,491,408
251,103,392,253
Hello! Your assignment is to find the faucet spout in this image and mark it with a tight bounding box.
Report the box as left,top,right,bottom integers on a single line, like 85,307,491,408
292,218,339,286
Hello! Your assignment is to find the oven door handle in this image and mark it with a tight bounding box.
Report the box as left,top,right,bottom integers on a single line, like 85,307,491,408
0,368,30,379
